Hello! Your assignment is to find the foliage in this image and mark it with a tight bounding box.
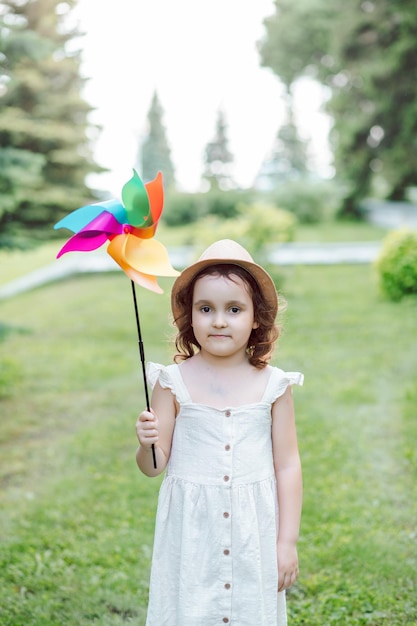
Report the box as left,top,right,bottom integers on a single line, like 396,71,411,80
164,188,255,226
0,0,104,247
374,228,417,301
0,263,417,624
189,202,296,260
238,202,297,252
256,100,310,189
162,179,341,229
268,179,342,223
163,190,203,226
138,91,176,191
259,0,417,216
203,109,234,191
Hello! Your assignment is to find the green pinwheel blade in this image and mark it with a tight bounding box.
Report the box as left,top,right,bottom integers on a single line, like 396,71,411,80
122,169,150,227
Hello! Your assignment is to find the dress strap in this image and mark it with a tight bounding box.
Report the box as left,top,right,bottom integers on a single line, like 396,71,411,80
262,367,304,404
146,362,192,405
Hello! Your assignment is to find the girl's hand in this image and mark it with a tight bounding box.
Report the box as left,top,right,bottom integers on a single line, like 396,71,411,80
277,541,299,591
136,409,159,450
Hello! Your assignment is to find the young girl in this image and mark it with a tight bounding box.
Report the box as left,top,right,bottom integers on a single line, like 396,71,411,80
136,239,303,626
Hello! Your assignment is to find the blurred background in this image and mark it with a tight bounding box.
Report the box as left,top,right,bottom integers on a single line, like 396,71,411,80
2,0,417,249
1,1,417,625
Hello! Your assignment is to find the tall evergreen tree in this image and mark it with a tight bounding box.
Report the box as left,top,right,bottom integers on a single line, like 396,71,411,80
259,0,417,215
0,0,102,247
203,109,234,190
139,91,175,190
256,97,309,189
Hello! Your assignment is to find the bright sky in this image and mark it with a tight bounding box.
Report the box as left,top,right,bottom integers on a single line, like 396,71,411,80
74,0,332,196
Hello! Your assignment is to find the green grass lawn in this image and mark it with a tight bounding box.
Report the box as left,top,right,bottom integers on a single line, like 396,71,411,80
1,259,416,624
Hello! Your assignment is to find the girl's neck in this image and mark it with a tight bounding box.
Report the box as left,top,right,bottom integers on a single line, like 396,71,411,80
179,351,270,408
194,349,250,371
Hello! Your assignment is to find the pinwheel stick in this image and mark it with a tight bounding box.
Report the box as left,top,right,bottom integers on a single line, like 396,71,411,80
131,280,157,469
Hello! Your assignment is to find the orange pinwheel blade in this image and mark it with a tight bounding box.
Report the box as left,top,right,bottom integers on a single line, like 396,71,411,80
107,235,179,292
123,236,179,277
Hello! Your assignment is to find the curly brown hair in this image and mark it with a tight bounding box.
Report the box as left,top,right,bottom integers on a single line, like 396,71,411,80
173,264,280,369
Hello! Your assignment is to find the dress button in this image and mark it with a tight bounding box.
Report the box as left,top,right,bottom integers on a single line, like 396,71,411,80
223,512,230,518
223,549,230,555
223,619,229,624
225,444,231,451
224,583,231,589
225,410,231,417
223,475,230,482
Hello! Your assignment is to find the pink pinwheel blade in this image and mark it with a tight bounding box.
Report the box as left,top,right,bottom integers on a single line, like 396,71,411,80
78,211,124,236
57,232,108,257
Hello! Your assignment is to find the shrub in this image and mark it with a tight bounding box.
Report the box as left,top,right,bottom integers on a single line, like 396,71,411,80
269,179,341,223
237,202,297,253
190,203,297,256
164,192,204,226
202,189,251,219
374,228,417,301
164,189,257,226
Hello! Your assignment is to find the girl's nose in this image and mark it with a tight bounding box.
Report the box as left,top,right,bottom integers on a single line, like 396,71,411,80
213,312,227,327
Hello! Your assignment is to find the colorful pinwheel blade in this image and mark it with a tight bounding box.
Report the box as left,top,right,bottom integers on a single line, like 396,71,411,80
124,236,179,277
56,212,125,257
57,232,109,257
145,171,164,226
107,235,179,285
122,267,163,294
54,199,127,234
107,235,162,293
54,169,178,293
122,169,151,227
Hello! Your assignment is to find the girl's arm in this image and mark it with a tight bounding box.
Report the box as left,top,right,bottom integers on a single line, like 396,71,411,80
135,381,176,477
272,385,303,592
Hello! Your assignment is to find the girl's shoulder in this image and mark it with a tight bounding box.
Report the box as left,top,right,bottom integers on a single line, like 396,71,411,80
146,362,178,390
263,365,304,404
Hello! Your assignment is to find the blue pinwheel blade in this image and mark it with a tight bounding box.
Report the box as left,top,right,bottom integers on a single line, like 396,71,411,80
54,200,128,233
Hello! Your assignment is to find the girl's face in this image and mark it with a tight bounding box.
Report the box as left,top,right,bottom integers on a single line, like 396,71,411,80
191,273,258,360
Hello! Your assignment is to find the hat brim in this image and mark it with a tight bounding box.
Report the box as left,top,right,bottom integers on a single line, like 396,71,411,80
171,257,278,323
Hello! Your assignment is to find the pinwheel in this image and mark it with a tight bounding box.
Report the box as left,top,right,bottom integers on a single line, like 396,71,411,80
55,169,179,468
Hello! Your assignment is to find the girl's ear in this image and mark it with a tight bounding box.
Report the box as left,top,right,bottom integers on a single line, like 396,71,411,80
252,320,259,329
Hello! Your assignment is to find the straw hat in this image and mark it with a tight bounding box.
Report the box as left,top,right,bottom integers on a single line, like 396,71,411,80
171,239,278,321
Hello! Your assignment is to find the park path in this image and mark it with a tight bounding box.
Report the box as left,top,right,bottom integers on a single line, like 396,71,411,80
0,241,381,300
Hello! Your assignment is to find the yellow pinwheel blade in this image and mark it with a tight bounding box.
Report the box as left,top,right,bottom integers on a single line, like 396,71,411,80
123,237,179,277
107,235,178,293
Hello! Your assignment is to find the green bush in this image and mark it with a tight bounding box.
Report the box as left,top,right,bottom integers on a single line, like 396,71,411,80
269,179,341,223
237,202,297,252
164,191,203,226
190,203,297,255
202,189,251,219
164,189,256,226
375,228,417,301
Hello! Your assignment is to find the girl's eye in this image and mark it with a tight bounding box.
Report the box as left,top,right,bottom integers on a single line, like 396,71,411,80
230,306,240,314
200,306,211,313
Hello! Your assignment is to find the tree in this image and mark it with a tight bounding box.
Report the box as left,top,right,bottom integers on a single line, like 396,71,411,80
259,0,417,216
256,97,309,190
203,109,234,190
0,0,102,247
139,91,175,190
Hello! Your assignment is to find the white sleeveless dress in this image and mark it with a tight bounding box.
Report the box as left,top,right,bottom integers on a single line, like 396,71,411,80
145,362,303,626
